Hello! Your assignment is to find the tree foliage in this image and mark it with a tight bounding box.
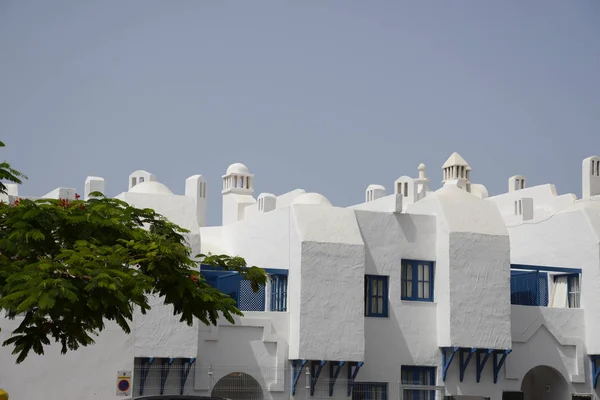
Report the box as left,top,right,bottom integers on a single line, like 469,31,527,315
0,144,266,363
0,141,27,195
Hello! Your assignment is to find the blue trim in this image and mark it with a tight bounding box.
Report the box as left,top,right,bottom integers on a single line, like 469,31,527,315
200,264,289,276
493,350,511,384
459,348,476,382
292,360,307,395
476,349,493,383
441,347,459,381
510,264,582,274
270,274,288,312
365,275,389,317
591,355,600,389
310,360,326,396
139,357,154,396
328,361,345,396
160,358,174,395
347,361,364,396
401,260,434,302
180,358,196,395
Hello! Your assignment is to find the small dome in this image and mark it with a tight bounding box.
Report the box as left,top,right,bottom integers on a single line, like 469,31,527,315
418,163,426,170
292,192,332,206
367,184,385,191
129,181,173,195
226,163,250,175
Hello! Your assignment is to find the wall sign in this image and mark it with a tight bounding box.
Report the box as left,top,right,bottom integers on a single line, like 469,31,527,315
116,370,132,397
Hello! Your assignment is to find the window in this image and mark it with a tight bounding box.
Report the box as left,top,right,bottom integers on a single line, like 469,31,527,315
139,177,145,183
365,275,388,317
401,260,434,301
401,366,435,400
549,274,580,308
510,265,581,308
353,382,387,400
131,177,137,187
270,274,288,311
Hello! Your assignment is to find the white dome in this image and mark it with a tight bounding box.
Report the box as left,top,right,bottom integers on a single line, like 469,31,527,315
418,163,426,170
367,184,385,191
129,181,174,195
226,163,250,175
292,192,332,206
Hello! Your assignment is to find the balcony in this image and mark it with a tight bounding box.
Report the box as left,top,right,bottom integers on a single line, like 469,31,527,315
510,265,580,308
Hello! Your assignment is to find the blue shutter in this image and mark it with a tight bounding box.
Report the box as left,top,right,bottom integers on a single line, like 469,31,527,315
217,272,243,307
510,271,547,306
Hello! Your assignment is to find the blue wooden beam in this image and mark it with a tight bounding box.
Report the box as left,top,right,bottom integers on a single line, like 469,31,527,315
476,349,493,383
160,358,175,395
493,350,511,384
310,360,327,396
441,347,459,381
459,348,476,382
347,361,364,396
292,360,307,395
591,355,600,389
139,357,154,396
328,361,345,396
180,358,196,395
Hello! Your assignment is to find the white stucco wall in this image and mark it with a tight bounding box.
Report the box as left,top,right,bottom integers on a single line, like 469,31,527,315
0,316,134,400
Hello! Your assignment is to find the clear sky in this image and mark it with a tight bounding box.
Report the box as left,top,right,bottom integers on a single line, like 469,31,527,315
1,1,599,226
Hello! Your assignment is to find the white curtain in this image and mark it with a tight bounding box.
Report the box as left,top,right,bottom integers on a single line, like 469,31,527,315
549,275,568,308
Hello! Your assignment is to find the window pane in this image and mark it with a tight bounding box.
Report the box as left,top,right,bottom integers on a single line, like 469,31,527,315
418,282,424,298
371,278,378,296
406,281,412,298
424,282,430,299
377,298,383,313
418,264,424,280
378,279,383,294
423,265,430,280
407,266,413,280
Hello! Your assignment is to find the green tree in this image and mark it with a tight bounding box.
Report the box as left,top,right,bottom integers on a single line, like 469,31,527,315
0,144,266,363
0,141,27,195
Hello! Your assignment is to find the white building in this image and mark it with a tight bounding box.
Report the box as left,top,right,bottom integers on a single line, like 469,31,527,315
2,153,600,400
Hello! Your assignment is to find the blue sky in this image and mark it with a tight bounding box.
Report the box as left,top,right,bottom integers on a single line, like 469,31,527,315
1,1,599,225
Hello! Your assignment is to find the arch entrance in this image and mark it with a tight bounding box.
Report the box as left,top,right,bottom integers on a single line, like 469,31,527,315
519,365,569,400
211,372,263,400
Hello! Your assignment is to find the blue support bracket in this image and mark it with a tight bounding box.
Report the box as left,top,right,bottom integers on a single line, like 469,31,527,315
590,355,600,389
180,358,196,395
292,360,307,395
328,361,345,396
459,348,476,382
476,349,493,383
347,361,364,396
492,349,511,384
160,358,175,395
441,347,459,381
310,360,326,396
139,357,155,396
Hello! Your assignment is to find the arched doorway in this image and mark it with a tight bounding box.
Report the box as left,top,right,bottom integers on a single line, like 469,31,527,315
211,372,264,400
520,365,569,400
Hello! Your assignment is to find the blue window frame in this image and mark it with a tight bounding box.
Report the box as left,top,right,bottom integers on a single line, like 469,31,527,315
401,260,434,301
352,382,387,400
365,275,388,317
270,274,288,311
401,366,435,400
